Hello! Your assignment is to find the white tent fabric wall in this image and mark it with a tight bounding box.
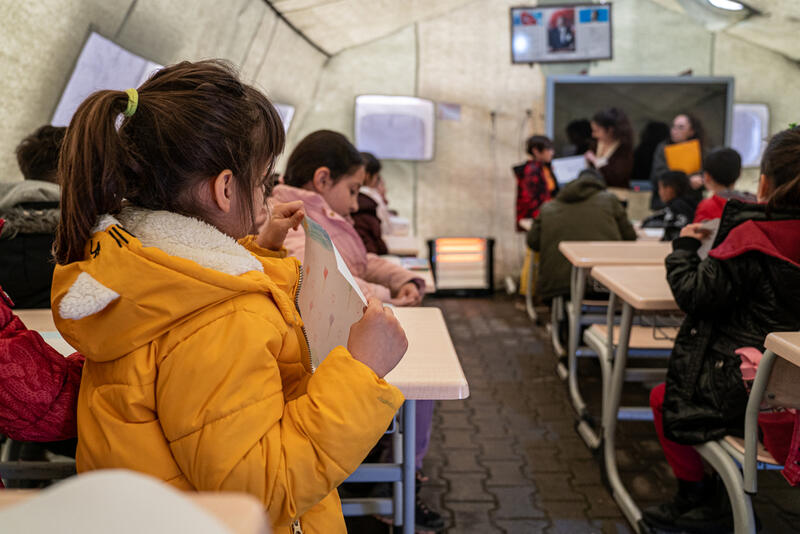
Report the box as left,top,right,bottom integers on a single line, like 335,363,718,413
3,0,800,282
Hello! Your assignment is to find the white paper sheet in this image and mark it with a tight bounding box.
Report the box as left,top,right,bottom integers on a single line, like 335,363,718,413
551,155,587,186
697,218,721,260
296,217,368,370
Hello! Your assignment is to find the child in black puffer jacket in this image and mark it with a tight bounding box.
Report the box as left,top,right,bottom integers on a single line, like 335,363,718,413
644,127,800,533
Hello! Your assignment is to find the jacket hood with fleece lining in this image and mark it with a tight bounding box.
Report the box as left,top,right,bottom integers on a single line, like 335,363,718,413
51,206,302,364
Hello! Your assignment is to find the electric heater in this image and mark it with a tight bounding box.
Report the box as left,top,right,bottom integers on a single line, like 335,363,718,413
428,238,495,296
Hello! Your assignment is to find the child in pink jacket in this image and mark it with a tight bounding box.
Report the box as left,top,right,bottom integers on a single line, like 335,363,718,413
272,130,444,530
272,130,424,305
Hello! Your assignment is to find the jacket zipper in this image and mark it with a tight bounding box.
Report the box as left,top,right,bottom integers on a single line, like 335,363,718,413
294,264,313,372
291,518,303,533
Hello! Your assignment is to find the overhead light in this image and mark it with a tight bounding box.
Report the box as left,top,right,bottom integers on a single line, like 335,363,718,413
708,0,745,10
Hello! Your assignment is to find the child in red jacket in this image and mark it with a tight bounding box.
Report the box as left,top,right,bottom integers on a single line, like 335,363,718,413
0,283,82,445
513,135,557,231
693,147,755,222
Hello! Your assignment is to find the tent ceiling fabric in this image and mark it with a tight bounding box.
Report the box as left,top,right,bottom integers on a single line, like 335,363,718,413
654,0,800,61
270,0,477,54
273,0,800,61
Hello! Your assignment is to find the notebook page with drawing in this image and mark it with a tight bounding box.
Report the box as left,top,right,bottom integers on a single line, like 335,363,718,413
297,217,368,370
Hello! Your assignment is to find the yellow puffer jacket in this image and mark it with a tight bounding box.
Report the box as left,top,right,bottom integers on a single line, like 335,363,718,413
51,207,404,533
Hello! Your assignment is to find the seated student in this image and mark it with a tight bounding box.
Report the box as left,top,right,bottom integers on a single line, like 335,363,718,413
693,147,756,222
0,281,83,467
642,171,699,241
0,125,65,308
527,169,636,302
513,135,557,231
271,132,443,531
643,126,800,533
352,152,389,255
51,60,408,533
272,130,424,305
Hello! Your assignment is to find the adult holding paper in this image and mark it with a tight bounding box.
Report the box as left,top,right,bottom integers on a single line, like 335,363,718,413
50,60,408,534
584,108,634,189
650,113,706,208
273,130,425,306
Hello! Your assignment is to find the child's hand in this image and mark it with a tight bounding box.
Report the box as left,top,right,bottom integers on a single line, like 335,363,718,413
391,282,422,307
257,201,304,250
347,298,408,378
689,173,704,190
584,150,597,165
680,223,712,241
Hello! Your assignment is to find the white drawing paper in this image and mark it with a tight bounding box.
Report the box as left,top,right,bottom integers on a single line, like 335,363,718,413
697,218,721,260
297,217,368,370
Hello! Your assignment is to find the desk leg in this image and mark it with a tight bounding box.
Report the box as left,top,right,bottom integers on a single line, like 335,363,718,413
568,266,588,417
602,302,643,530
403,400,416,534
393,411,403,526
525,249,538,322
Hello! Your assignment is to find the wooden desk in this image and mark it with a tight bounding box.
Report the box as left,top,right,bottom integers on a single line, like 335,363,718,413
12,309,55,331
384,235,420,257
0,473,270,534
557,242,672,433
13,309,77,356
765,332,800,367
381,256,436,294
388,307,469,400
591,265,679,312
590,264,678,531
344,306,468,532
558,241,670,268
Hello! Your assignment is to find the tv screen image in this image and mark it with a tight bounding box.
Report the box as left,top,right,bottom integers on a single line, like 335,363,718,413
545,76,734,183
511,4,612,64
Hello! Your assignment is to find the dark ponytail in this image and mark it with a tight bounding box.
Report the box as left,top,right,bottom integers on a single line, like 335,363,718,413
761,126,800,212
57,91,130,264
55,59,285,264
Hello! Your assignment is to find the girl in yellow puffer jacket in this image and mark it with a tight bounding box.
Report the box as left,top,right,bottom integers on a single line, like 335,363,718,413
51,59,408,533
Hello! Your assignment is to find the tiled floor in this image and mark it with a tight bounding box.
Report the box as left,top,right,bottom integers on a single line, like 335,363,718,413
346,294,800,533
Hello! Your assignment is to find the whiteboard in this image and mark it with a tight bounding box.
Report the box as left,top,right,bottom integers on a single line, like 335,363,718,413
51,32,162,127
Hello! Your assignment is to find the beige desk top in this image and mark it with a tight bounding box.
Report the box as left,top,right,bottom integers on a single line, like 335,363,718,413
384,234,420,257
388,307,469,400
381,256,435,294
0,490,270,534
765,332,800,368
559,241,671,268
590,265,679,311
13,309,77,356
12,309,55,331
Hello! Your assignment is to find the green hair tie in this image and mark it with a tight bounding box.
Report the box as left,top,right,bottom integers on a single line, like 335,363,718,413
123,88,139,117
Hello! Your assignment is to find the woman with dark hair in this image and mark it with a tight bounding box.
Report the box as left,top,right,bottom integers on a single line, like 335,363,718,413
584,108,635,188
650,113,707,208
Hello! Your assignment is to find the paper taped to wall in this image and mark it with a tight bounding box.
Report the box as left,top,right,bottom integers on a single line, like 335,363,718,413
297,217,368,370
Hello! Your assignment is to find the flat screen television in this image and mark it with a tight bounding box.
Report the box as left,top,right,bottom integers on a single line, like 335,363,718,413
510,4,612,64
545,75,735,181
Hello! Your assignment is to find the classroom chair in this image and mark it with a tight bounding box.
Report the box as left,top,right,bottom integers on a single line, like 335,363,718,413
580,300,677,450
694,338,800,534
0,438,76,487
